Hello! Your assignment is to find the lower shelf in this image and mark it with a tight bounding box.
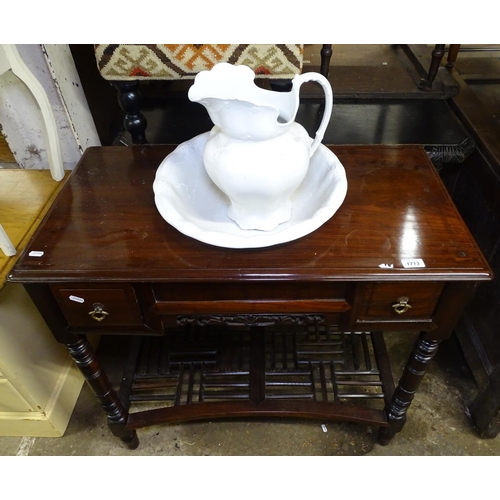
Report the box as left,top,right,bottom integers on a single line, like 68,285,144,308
120,323,395,430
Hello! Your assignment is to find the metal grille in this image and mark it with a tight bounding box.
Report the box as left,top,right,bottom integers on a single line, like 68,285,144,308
121,323,391,414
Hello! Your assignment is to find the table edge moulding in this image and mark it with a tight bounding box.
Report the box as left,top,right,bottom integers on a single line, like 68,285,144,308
8,145,492,450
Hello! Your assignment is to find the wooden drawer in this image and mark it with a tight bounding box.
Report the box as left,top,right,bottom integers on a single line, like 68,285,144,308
50,284,144,328
151,282,349,315
345,282,445,330
149,282,349,328
360,282,444,320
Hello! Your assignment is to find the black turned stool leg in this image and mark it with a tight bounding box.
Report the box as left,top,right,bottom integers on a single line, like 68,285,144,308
270,79,293,92
65,337,139,450
320,44,332,78
418,44,446,91
378,333,440,445
112,81,148,144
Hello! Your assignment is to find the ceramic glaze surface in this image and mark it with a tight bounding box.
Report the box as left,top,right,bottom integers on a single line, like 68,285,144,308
203,122,311,231
188,63,333,231
153,132,348,249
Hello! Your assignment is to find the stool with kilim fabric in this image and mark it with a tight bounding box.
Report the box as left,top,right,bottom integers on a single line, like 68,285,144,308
95,44,304,80
94,44,331,144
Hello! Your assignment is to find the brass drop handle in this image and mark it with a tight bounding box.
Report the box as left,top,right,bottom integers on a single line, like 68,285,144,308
89,303,109,322
392,296,412,315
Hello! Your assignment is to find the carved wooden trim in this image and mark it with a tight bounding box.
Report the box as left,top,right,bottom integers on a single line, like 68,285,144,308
425,137,476,168
177,314,326,327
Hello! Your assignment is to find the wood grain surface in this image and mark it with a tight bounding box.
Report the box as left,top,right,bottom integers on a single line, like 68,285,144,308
9,145,491,283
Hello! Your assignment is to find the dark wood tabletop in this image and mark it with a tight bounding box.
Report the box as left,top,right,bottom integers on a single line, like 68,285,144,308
9,145,491,284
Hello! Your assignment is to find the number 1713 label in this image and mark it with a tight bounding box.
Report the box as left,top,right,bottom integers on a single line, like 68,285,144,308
401,258,426,269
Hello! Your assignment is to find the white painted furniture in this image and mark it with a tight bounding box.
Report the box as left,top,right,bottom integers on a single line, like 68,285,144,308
0,169,88,437
0,44,100,174
0,45,64,181
0,224,16,257
0,283,87,436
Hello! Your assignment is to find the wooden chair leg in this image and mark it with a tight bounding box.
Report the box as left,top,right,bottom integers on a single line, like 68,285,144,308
112,81,148,145
418,44,446,91
320,44,332,79
446,44,461,68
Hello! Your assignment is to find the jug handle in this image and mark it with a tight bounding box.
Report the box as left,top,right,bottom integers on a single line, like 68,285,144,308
292,72,333,157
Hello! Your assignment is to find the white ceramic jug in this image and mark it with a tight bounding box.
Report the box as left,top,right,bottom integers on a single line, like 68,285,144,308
188,63,333,231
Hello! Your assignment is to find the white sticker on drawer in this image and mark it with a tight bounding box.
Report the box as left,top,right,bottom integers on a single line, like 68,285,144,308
28,251,44,257
401,258,426,268
69,295,85,303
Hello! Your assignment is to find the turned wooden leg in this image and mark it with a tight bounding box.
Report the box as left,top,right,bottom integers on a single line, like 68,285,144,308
378,333,440,445
320,44,332,79
65,336,139,449
270,79,292,92
418,44,446,91
446,44,461,69
112,81,148,144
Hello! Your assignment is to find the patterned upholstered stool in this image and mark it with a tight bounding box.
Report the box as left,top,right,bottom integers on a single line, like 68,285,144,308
94,44,330,144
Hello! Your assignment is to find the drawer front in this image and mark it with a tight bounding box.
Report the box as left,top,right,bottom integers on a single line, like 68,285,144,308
151,282,349,327
151,282,348,313
344,282,445,330
50,285,144,328
49,281,445,332
360,282,444,320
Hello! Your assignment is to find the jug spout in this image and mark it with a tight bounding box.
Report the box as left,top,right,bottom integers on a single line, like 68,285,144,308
188,63,299,141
